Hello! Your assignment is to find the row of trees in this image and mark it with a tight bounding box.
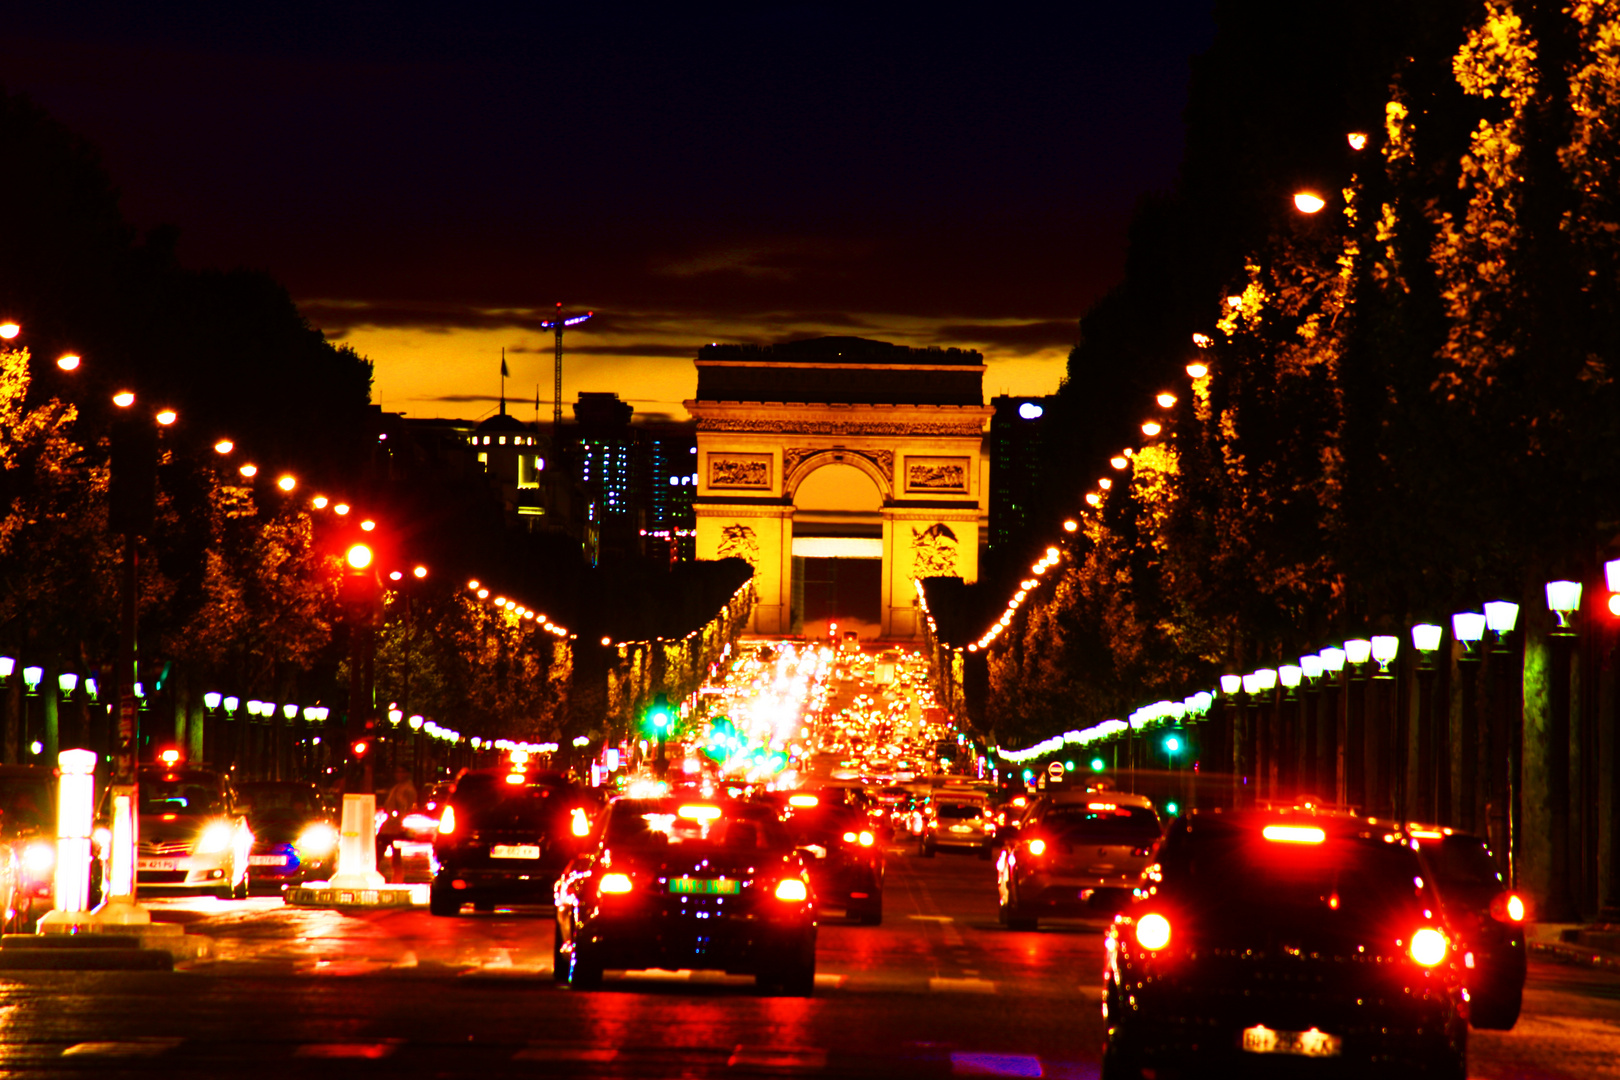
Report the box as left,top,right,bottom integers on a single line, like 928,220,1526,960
989,0,1620,745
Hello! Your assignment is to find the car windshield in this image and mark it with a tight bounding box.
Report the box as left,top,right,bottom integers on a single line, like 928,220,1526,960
239,786,322,820
1417,834,1504,893
1159,822,1429,931
0,778,51,832
451,773,568,830
606,799,791,852
140,775,224,817
1043,803,1161,844
937,803,985,820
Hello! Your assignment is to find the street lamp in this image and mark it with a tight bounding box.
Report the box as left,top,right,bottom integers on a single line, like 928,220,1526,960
1453,612,1486,655
1300,654,1324,681
1484,600,1519,642
282,703,298,720
1370,635,1399,674
1344,639,1373,667
204,692,222,711
1320,647,1347,675
1186,362,1208,379
1220,674,1241,695
1279,665,1302,693
1545,580,1582,631
22,666,43,695
57,672,78,697
1411,623,1444,657
222,695,239,715
1294,191,1326,214
0,657,12,686
56,353,81,372
1141,421,1162,437
213,439,233,454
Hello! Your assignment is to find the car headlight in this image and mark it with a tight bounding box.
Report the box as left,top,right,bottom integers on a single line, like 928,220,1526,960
195,822,235,855
296,824,338,856
22,841,54,874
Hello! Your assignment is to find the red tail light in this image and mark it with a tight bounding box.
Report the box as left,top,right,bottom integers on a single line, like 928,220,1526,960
1490,892,1526,923
1135,913,1171,951
438,806,456,835
1409,927,1448,967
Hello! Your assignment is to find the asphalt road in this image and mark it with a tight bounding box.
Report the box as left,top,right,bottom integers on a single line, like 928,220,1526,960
0,846,1614,1078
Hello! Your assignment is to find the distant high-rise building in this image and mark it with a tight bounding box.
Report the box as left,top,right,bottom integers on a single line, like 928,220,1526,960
639,422,698,562
987,394,1054,555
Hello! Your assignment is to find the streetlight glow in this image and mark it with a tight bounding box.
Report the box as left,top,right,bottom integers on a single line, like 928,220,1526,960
239,464,258,478
412,565,427,579
312,495,328,508
1063,519,1078,532
360,519,376,532
1156,392,1177,408
56,354,81,371
0,322,18,340
276,475,296,492
1294,191,1327,214
345,543,373,570
333,503,351,515
214,439,234,454
155,409,177,426
1186,362,1208,379
112,391,135,408
1110,456,1128,470
1141,421,1162,437
1347,132,1368,150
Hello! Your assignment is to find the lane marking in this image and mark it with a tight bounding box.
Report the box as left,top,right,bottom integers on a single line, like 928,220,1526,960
930,977,998,994
516,1046,618,1062
295,1042,398,1059
62,1040,182,1058
950,1052,1043,1077
814,973,846,989
908,915,955,922
729,1046,828,1071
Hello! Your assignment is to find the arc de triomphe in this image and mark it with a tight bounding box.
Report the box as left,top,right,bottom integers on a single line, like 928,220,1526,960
687,337,992,639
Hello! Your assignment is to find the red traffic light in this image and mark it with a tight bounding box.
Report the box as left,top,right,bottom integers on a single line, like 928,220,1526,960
352,740,369,757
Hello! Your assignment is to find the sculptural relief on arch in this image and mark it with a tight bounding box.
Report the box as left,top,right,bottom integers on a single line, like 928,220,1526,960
687,337,992,640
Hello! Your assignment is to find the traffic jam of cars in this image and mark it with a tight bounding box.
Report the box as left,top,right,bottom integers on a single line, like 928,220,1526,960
19,639,1531,1078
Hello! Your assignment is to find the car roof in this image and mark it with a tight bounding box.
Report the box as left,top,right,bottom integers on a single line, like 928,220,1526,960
1048,789,1155,808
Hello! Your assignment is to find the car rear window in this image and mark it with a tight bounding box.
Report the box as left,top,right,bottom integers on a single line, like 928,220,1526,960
1044,803,1161,844
937,803,985,820
1159,823,1429,929
1417,835,1503,891
606,800,791,852
140,776,224,817
240,786,322,818
451,774,568,829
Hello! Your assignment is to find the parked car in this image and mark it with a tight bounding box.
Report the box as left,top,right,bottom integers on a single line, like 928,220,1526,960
1407,825,1527,1030
554,795,817,993
0,764,68,929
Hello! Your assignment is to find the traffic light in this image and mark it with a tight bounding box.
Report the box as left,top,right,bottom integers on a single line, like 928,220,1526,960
352,739,369,759
1090,757,1106,772
645,693,673,736
1163,733,1182,757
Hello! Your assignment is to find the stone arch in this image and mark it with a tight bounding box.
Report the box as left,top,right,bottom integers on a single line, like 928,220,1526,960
784,449,893,503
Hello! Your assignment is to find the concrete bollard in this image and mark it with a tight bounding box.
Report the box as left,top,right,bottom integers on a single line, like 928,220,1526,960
37,749,98,933
328,793,386,890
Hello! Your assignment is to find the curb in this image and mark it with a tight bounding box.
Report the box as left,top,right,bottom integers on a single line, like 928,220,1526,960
1528,940,1620,972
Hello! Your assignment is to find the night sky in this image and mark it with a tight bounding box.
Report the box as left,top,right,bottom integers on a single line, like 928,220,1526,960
3,2,1215,421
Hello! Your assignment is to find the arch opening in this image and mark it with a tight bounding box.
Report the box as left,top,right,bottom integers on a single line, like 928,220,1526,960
790,461,883,637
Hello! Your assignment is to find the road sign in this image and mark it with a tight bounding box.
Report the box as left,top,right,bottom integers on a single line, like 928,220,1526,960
1047,761,1065,779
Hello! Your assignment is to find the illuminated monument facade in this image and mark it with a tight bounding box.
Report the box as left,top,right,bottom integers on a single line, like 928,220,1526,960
687,337,992,639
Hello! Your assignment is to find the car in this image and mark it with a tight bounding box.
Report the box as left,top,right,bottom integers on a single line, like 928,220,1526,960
236,781,338,889
775,790,885,924
0,765,67,929
130,764,253,898
1103,808,1468,1080
996,788,1160,927
1406,826,1527,1030
429,767,592,915
919,794,995,858
553,795,817,993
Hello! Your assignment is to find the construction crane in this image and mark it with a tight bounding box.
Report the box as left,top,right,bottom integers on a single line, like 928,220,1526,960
539,304,594,429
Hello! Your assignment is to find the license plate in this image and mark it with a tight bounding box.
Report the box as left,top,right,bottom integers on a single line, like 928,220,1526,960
490,844,540,859
668,877,741,895
138,859,179,872
249,854,289,867
1241,1026,1341,1057
949,824,972,833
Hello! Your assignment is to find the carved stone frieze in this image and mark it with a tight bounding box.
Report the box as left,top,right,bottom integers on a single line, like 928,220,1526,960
700,417,984,437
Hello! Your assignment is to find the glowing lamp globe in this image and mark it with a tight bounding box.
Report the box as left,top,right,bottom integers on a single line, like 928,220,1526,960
1370,635,1399,671
1545,580,1582,628
1294,191,1326,214
1411,624,1443,653
1219,674,1241,695
1484,600,1520,634
1278,665,1302,689
1319,647,1346,674
1452,612,1486,644
1344,639,1373,666
1300,654,1324,680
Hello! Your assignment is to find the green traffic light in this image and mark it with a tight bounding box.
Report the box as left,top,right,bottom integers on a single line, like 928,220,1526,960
1163,735,1181,755
1064,760,1074,772
1089,757,1105,772
1165,801,1180,816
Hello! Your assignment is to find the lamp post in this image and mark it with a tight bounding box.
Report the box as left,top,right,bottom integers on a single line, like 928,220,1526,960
1219,674,1242,809
1318,648,1347,804
1411,624,1444,825
1543,580,1582,921
1370,635,1400,819
1278,664,1303,798
1299,654,1325,796
1484,600,1520,884
1452,613,1487,832
1343,640,1372,811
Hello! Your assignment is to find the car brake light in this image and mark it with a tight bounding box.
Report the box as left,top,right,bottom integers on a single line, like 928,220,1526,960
571,808,591,837
1262,825,1325,844
1409,927,1448,966
1135,913,1171,951
438,806,456,835
775,878,809,901
677,805,722,822
1131,845,1154,858
858,830,874,846
789,794,819,808
600,872,633,894
1026,838,1046,856
1491,891,1526,922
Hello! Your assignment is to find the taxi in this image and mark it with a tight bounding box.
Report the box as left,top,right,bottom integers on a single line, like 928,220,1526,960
553,795,817,994
997,787,1160,927
128,762,253,898
429,767,592,915
1406,825,1527,1029
1103,808,1467,1079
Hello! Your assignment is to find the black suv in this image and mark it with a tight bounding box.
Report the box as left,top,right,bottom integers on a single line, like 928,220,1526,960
1104,809,1467,1079
774,790,885,925
1407,826,1527,1030
429,768,592,915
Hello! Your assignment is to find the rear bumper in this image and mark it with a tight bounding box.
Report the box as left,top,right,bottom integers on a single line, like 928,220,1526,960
434,866,558,902
581,910,814,975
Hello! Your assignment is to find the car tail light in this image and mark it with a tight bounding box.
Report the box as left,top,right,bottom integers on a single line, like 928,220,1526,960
775,878,809,902
1409,927,1448,967
1135,913,1171,951
858,830,874,847
1026,838,1047,856
1490,891,1526,922
438,806,456,835
1130,845,1154,858
599,872,633,894
571,808,591,837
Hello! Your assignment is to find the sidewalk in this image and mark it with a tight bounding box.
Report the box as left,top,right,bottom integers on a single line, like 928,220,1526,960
1528,922,1620,972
